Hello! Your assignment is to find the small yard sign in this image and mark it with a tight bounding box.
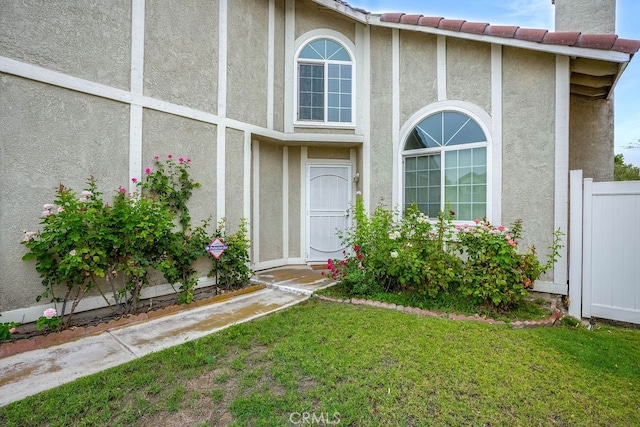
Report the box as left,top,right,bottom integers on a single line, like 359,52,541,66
206,237,228,259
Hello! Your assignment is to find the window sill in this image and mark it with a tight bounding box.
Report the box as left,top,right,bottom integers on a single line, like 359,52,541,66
294,121,356,130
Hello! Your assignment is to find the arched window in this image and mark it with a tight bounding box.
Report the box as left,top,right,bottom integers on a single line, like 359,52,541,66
403,111,488,221
296,38,354,124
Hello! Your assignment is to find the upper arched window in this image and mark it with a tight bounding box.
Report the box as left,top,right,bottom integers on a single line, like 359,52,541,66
296,38,354,125
403,111,488,221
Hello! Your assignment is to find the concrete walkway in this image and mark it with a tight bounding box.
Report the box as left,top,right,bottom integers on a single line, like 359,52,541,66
0,266,332,407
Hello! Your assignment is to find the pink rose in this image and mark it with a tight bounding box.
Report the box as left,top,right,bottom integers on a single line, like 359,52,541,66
69,249,77,256
57,206,64,213
42,210,51,216
118,186,126,194
473,219,481,224
167,154,173,159
43,203,55,210
78,197,87,203
43,308,57,319
187,158,192,163
154,155,159,160
80,191,92,197
508,240,516,247
145,167,151,174
9,327,16,334
497,225,505,231
178,157,184,163
131,177,137,183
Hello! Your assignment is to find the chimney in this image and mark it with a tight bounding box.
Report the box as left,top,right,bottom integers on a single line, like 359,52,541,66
553,0,616,34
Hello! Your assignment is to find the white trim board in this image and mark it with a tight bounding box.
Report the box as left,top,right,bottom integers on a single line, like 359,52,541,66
554,55,570,286
490,43,503,226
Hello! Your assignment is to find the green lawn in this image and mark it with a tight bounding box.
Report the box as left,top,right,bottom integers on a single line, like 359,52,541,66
2,299,640,426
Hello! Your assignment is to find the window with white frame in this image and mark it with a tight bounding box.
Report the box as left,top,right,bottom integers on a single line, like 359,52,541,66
403,111,488,221
297,38,353,124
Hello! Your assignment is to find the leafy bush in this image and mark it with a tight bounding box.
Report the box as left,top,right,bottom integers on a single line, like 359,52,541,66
209,218,253,290
329,199,461,298
457,219,562,309
328,199,563,310
21,155,253,329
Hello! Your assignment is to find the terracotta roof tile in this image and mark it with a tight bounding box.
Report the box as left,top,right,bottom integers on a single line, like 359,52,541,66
542,31,581,46
514,28,548,43
460,21,489,35
484,25,519,38
400,14,423,25
374,7,639,55
380,13,404,23
612,38,640,54
438,19,466,32
417,16,443,28
575,34,618,50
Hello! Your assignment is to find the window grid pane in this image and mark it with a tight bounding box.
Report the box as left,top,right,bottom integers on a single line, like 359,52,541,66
298,64,324,121
327,64,352,123
443,147,487,221
404,154,441,217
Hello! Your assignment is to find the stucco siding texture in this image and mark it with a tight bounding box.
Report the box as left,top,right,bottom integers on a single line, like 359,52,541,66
369,27,394,208
287,147,302,258
554,0,616,34
0,0,131,90
501,47,556,262
399,31,438,126
141,109,217,228
258,142,284,262
144,0,218,114
273,0,286,132
225,128,246,231
446,38,491,114
227,0,269,127
568,97,614,181
0,75,129,311
295,0,355,43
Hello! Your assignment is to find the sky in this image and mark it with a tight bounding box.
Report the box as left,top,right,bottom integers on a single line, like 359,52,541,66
351,0,640,166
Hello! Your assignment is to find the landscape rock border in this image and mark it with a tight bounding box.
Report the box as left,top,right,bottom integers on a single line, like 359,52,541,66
314,294,564,328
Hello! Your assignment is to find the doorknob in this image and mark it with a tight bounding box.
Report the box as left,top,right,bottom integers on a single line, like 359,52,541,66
345,209,350,217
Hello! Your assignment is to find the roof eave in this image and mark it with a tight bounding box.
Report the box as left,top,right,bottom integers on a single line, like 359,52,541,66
368,15,632,63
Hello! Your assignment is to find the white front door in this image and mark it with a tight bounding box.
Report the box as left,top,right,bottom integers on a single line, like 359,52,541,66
307,164,352,263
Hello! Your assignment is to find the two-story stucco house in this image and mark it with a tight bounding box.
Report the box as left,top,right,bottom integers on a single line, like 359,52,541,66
1,0,638,322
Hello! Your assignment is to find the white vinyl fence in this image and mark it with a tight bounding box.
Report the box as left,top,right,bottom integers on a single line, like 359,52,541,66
569,170,640,324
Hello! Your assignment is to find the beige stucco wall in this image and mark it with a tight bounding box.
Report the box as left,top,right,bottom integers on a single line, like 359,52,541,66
568,96,614,181
227,0,269,127
447,38,492,114
257,141,284,261
273,0,286,132
287,147,302,258
399,31,438,125
555,0,616,34
501,47,556,264
0,0,131,90
295,0,355,43
0,75,130,311
225,128,246,231
144,0,218,113
142,109,218,228
369,26,394,208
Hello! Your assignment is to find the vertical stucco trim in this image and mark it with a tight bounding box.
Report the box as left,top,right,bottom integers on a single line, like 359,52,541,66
392,29,400,208
491,43,503,226
252,140,261,264
300,147,308,260
555,55,570,285
267,0,275,130
217,125,226,223
282,146,290,259
284,0,295,133
437,35,447,101
216,0,228,223
359,25,371,213
218,0,228,118
243,131,251,220
129,0,145,191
